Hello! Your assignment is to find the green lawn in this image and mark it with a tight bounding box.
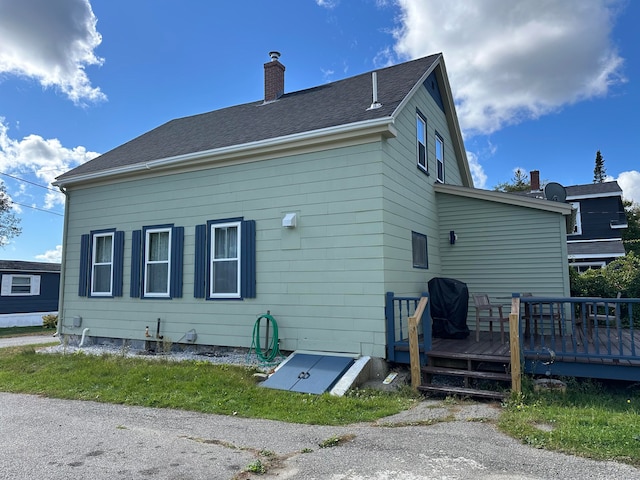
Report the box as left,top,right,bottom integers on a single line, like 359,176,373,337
0,346,418,425
1,344,638,466
499,378,640,466
0,326,52,337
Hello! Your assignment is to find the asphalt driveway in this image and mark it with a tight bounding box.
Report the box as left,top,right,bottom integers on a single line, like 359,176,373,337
0,336,638,479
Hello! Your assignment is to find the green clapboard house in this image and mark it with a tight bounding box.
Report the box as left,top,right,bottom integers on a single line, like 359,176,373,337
54,52,572,359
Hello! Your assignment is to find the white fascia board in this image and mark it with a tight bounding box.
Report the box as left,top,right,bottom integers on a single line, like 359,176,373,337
568,253,626,260
434,183,573,215
567,238,622,244
566,192,621,200
53,117,397,188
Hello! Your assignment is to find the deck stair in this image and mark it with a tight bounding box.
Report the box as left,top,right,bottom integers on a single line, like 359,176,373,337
418,351,511,400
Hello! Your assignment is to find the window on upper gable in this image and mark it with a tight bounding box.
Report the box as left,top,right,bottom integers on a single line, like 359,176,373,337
412,231,428,269
1,274,41,296
435,133,444,183
129,225,184,299
416,111,428,173
570,202,582,235
194,218,256,300
78,229,124,298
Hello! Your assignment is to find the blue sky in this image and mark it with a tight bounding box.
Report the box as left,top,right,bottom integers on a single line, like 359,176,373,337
1,0,638,262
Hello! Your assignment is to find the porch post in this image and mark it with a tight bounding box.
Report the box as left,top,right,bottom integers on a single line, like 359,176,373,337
385,292,395,362
510,293,522,394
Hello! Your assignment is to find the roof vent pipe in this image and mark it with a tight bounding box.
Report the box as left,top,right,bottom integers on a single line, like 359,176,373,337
367,72,382,110
269,51,281,61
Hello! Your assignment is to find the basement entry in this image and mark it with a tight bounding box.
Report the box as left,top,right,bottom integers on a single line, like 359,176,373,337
260,352,354,394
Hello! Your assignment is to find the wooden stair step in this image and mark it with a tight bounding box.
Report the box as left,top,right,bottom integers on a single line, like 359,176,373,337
418,384,507,400
421,366,511,382
427,351,510,364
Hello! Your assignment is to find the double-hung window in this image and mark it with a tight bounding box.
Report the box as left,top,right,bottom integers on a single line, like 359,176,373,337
144,228,171,297
11,276,32,294
92,232,114,295
435,133,444,183
416,111,428,173
78,229,124,297
130,225,184,299
210,221,241,297
194,218,256,300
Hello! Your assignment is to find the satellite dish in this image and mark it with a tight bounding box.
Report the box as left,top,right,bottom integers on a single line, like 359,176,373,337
544,182,567,202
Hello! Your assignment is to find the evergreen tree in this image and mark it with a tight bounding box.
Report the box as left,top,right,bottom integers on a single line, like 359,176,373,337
593,150,606,183
0,183,21,247
494,168,530,192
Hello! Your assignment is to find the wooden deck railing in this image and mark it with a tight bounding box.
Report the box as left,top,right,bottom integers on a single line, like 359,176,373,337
516,295,640,368
386,291,640,381
385,292,430,363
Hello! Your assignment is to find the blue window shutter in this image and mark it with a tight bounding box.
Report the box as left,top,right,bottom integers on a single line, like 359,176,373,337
170,226,184,298
78,234,90,296
194,224,206,298
113,231,125,297
241,220,256,298
130,230,142,298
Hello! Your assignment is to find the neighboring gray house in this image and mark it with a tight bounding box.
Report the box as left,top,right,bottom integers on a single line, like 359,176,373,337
53,53,571,359
0,260,60,327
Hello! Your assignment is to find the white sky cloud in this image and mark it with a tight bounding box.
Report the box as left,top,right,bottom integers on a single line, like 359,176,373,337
0,119,99,208
392,0,626,135
617,171,640,204
316,0,339,8
466,150,487,189
0,0,105,105
35,244,62,263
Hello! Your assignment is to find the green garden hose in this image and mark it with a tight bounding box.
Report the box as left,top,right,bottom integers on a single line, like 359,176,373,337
249,313,282,363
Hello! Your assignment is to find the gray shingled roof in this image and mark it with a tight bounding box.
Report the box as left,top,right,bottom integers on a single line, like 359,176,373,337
0,260,61,272
514,181,622,201
57,54,440,181
566,181,622,197
567,240,626,257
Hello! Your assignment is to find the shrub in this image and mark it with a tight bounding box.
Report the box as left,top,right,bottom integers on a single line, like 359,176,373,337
570,253,640,327
42,314,58,329
570,253,640,299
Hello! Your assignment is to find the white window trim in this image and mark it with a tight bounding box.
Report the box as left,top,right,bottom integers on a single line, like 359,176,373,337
144,227,172,298
569,202,582,235
416,113,427,173
210,221,241,299
91,232,114,296
435,133,444,183
1,274,41,296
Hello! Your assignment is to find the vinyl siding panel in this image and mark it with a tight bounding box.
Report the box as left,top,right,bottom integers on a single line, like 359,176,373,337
436,192,570,304
380,82,465,296
61,142,388,356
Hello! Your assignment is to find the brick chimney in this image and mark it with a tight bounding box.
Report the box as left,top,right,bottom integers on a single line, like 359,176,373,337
530,170,540,191
264,51,285,102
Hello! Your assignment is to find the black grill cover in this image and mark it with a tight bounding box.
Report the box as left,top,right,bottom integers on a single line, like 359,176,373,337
428,277,470,339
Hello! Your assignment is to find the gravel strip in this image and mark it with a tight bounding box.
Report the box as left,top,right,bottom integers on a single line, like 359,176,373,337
38,342,281,372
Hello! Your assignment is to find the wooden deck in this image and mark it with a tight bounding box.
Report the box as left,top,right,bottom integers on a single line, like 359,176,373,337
427,329,640,365
386,293,640,383
430,332,510,359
